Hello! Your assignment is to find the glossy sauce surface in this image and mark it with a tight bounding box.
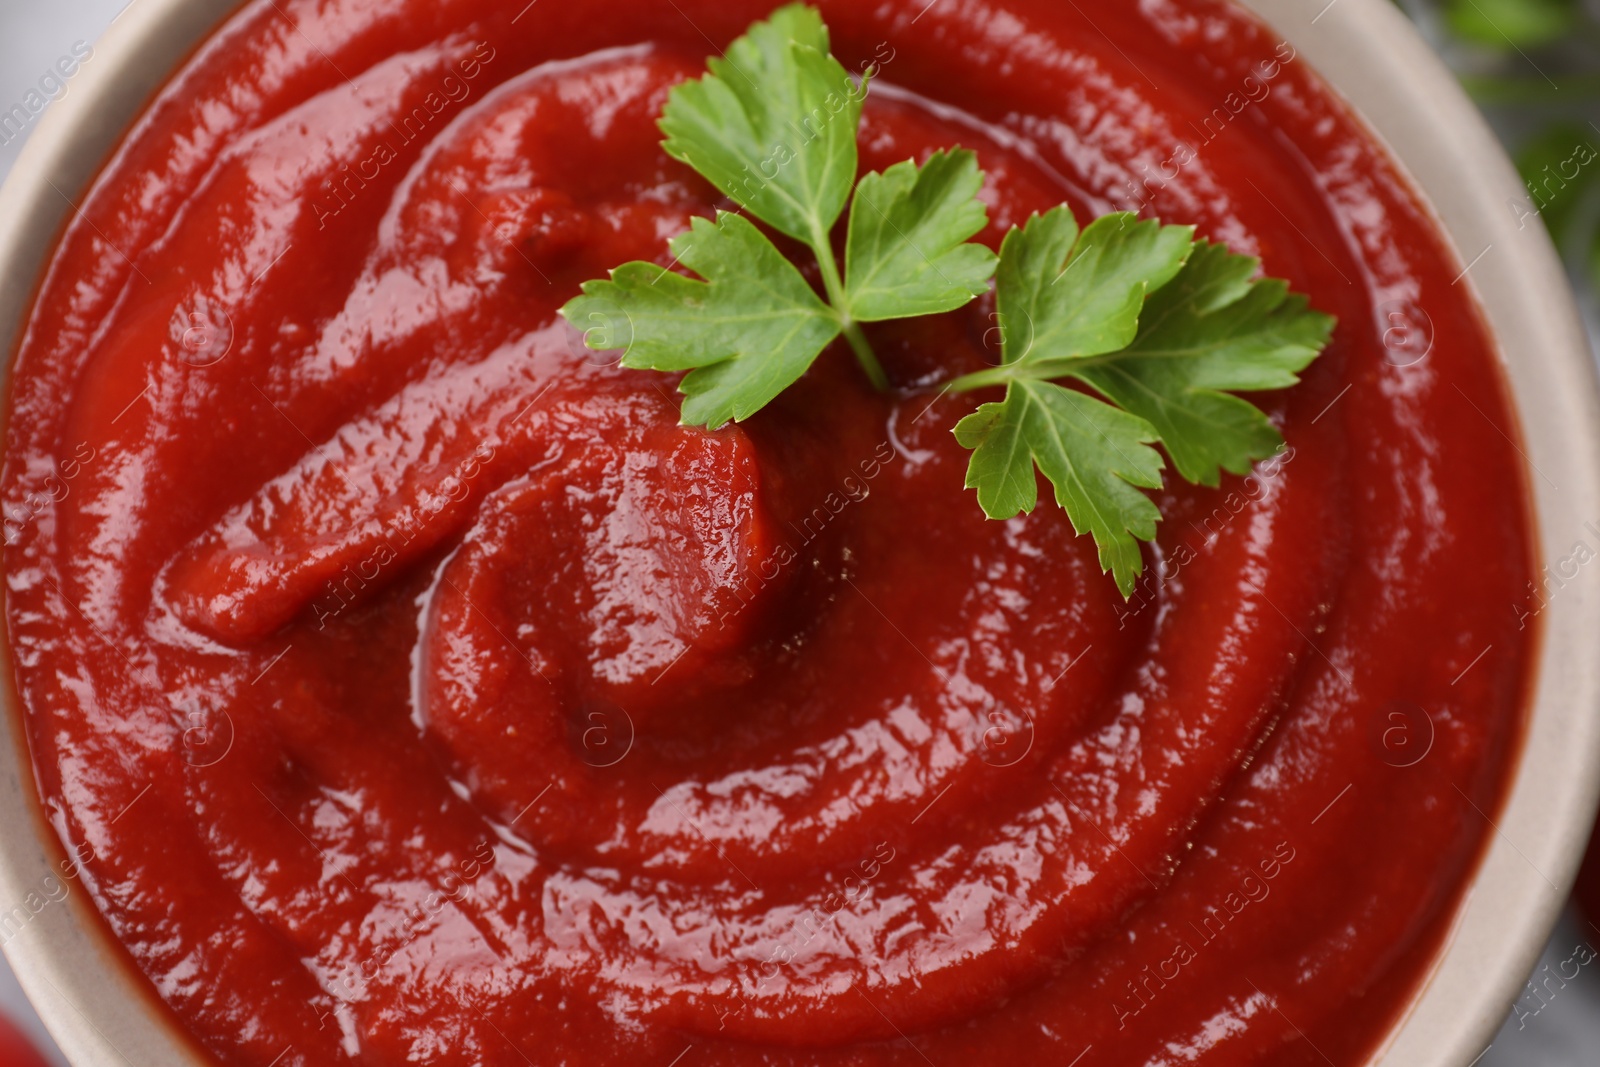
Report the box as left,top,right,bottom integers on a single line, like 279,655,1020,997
2,1,1535,1064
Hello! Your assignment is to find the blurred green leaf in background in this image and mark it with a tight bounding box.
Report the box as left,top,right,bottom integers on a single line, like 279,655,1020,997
1515,124,1600,280
1400,0,1600,300
1442,0,1578,49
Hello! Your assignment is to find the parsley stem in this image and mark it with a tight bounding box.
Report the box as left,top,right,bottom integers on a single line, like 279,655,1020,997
948,354,1126,394
946,366,1014,393
841,322,890,392
809,222,890,392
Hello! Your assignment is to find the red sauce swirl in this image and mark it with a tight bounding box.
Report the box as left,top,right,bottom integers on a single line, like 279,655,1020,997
2,1,1534,1064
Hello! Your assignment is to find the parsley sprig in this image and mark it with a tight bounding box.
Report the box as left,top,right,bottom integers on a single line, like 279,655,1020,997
560,4,1336,597
565,5,994,423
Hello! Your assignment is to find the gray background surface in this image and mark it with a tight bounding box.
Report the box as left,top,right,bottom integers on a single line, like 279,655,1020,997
0,0,1594,1063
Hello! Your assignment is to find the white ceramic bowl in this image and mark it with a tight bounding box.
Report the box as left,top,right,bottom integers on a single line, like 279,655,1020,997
1,1,1597,1064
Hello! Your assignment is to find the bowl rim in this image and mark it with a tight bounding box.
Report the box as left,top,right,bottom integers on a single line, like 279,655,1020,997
0,4,250,1064
1240,2,1600,1064
0,0,1598,1065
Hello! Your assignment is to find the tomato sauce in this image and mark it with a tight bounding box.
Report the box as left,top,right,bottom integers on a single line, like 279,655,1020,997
1,0,1535,1064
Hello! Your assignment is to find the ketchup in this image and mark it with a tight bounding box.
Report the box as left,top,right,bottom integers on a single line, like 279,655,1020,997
1,1,1534,1064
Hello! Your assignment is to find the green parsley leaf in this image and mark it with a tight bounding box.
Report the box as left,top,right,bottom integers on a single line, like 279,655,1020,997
570,5,995,421
559,212,840,428
843,149,998,321
658,2,865,244
995,207,1194,367
954,380,1163,595
950,210,1332,593
1067,240,1335,485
